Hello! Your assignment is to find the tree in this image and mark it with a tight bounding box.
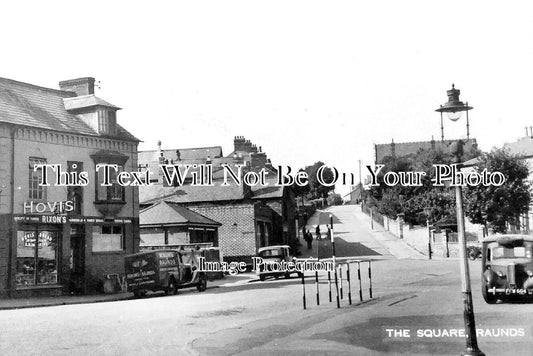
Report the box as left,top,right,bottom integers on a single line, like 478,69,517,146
291,168,311,200
303,161,335,200
327,192,343,206
368,148,457,225
463,148,531,234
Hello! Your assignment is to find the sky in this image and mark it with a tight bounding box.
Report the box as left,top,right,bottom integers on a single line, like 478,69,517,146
2,1,533,196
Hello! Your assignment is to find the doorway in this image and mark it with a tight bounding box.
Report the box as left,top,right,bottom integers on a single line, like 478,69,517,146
69,225,85,294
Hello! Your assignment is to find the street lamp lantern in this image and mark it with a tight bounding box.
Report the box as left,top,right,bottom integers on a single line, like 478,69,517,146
436,84,473,141
436,86,484,356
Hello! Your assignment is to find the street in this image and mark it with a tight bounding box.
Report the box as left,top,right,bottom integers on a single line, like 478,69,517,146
1,205,533,356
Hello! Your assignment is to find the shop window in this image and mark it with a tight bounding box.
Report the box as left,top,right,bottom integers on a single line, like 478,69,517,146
96,164,125,202
16,230,59,287
92,225,124,252
28,157,47,200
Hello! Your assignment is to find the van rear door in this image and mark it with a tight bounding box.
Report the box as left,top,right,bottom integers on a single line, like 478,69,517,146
125,252,158,291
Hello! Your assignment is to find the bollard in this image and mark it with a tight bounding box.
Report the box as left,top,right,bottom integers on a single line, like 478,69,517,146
339,265,344,300
328,271,332,302
315,270,320,306
368,260,373,299
333,259,340,308
346,262,352,305
357,262,363,301
301,272,306,310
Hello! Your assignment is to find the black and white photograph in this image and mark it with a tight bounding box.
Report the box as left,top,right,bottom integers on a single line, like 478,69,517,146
1,1,533,355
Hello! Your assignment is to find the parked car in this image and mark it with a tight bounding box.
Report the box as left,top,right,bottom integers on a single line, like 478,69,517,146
481,235,533,303
255,245,302,281
124,249,207,297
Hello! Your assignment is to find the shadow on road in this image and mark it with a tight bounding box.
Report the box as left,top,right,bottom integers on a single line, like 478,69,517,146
303,237,381,259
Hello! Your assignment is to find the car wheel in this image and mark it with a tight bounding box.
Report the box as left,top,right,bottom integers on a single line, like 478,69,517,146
482,282,497,304
167,278,178,296
196,276,207,292
468,249,478,261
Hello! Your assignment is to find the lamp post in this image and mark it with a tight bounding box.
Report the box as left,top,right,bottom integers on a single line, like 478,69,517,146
330,214,340,308
424,207,432,260
436,85,484,356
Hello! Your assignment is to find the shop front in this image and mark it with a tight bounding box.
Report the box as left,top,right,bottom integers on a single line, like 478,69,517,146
6,214,135,297
11,215,66,297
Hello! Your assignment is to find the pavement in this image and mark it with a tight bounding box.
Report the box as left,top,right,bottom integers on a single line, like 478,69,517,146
0,272,256,311
303,204,426,260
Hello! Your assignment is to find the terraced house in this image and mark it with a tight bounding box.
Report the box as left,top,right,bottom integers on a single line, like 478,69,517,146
0,77,140,297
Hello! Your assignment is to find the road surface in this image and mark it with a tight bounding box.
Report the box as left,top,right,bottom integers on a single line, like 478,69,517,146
1,205,532,355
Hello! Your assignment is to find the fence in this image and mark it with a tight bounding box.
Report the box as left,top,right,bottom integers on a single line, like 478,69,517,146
360,203,481,258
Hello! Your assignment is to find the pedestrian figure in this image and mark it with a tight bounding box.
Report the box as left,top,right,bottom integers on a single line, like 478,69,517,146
326,224,332,241
315,225,321,240
305,230,313,250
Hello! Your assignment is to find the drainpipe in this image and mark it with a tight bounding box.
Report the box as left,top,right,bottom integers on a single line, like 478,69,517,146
6,126,15,297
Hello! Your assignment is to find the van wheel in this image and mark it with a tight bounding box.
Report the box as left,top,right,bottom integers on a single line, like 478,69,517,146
196,276,207,292
166,278,178,296
133,290,145,298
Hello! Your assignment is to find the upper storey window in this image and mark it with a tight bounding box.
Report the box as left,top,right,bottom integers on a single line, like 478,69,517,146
29,157,47,200
98,109,117,135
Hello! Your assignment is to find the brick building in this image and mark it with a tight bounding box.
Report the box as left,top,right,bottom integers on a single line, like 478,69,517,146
138,136,297,263
374,138,478,164
140,182,276,264
0,77,140,297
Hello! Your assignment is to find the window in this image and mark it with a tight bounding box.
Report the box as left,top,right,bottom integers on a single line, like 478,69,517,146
16,229,59,287
491,246,531,259
98,109,116,135
96,164,124,202
67,161,83,215
29,157,46,200
92,225,124,252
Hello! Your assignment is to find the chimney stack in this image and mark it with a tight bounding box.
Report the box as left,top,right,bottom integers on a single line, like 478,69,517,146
59,77,95,96
234,136,246,152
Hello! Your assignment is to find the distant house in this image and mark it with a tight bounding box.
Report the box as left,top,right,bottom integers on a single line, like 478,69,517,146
344,184,363,204
503,129,533,233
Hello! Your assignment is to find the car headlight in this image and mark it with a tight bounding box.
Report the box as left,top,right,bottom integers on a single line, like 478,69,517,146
497,271,504,277
527,270,533,277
